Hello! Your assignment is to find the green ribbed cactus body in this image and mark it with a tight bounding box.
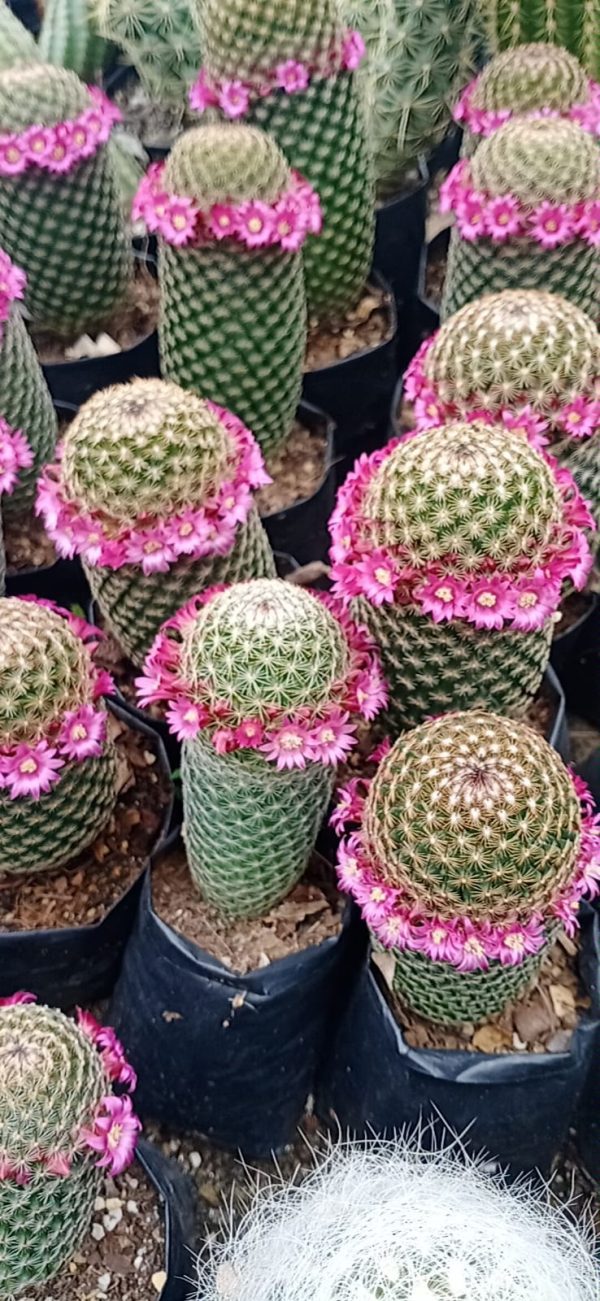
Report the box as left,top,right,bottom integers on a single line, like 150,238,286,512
159,126,306,456
0,65,132,336
442,225,598,319
94,0,202,105
391,942,550,1022
38,0,111,80
478,0,600,81
0,302,58,517
0,745,118,874
198,0,375,318
0,0,39,69
473,43,589,113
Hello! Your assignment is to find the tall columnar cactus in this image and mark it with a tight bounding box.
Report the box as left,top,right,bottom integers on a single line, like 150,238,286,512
191,0,375,319
0,63,132,336
94,0,202,106
0,598,118,875
477,0,600,82
0,248,57,518
336,711,600,1022
330,419,593,729
36,379,276,666
440,118,600,320
0,995,139,1296
138,579,386,917
0,0,39,68
38,0,112,82
139,124,309,456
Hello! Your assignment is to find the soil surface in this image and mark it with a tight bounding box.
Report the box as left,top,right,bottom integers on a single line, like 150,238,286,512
424,238,447,310
114,75,188,152
555,590,594,637
5,506,57,572
305,283,392,370
257,422,328,516
32,262,159,364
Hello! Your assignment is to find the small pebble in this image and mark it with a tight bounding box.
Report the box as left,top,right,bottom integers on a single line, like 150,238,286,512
127,1199,139,1213
189,1151,202,1171
94,1196,106,1212
97,1273,111,1294
152,1270,167,1292
91,1223,105,1242
103,1206,123,1231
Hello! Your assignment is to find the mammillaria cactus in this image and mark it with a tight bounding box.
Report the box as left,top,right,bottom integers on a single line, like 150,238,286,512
94,0,202,107
190,0,375,319
335,712,600,1022
0,0,39,69
0,248,57,518
38,0,112,82
477,0,600,83
0,63,132,335
330,420,593,729
137,124,311,456
0,994,139,1296
138,579,386,917
36,379,276,666
440,118,600,320
0,597,118,875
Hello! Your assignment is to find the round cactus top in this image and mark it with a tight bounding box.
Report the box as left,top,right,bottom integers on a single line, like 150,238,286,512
0,598,97,747
166,124,290,208
472,44,589,113
363,710,581,923
471,117,600,205
0,62,89,132
200,0,344,84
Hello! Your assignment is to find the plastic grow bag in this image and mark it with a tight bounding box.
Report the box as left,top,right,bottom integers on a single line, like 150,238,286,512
137,1138,199,1301
261,402,336,564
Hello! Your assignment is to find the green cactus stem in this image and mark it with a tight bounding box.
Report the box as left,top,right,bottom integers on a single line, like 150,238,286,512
94,0,202,106
0,0,39,69
38,0,112,82
477,0,600,82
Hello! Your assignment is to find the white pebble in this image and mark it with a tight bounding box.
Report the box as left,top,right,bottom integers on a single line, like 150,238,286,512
94,1196,106,1212
189,1151,202,1170
97,1274,111,1294
126,1199,139,1214
91,1223,105,1242
103,1207,123,1232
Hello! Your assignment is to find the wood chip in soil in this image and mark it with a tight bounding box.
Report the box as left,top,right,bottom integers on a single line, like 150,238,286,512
22,1163,165,1301
0,714,170,932
32,262,160,364
305,283,392,370
376,931,589,1055
152,846,342,974
256,421,327,515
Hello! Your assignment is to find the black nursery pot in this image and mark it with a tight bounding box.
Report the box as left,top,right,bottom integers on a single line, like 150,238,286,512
316,907,600,1177
373,164,428,311
108,840,367,1158
543,662,569,763
262,402,336,564
550,593,600,729
137,1138,199,1301
574,908,600,1180
417,226,449,322
0,703,174,1009
6,0,39,31
427,125,463,176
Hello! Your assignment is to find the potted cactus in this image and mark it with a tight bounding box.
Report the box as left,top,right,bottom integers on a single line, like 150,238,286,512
440,118,599,319
478,0,599,82
95,0,202,111
0,0,38,67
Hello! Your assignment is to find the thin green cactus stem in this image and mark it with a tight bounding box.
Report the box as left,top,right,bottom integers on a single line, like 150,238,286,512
478,0,600,82
0,298,58,517
38,0,112,81
0,0,39,70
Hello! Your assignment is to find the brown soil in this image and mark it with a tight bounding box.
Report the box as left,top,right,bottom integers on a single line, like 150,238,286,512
424,238,448,310
555,590,594,638
5,506,57,572
257,422,328,516
114,75,187,152
0,714,171,932
305,283,392,371
32,261,159,365
379,930,589,1055
524,680,555,737
152,846,343,975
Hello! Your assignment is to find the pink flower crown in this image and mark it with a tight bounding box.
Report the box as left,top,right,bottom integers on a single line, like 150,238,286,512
329,435,595,631
136,585,387,769
0,248,26,344
188,30,365,120
0,88,121,179
440,159,600,248
404,335,600,442
454,74,600,139
35,402,270,577
0,417,33,495
0,996,140,1183
132,161,322,252
333,769,600,973
0,598,115,803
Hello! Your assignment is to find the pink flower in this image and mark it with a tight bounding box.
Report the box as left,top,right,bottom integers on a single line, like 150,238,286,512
260,723,312,770
76,1007,103,1044
487,195,523,240
93,668,116,700
272,199,305,251
336,834,365,894
306,709,357,765
0,423,33,495
416,574,466,623
352,665,388,720
456,191,488,240
275,60,309,93
414,391,446,429
125,534,176,575
0,991,37,1008
217,80,250,118
561,396,598,438
45,124,75,174
356,551,398,605
551,893,580,937
208,203,237,240
233,718,265,748
160,197,198,246
23,124,54,165
493,918,545,967
530,202,575,248
356,879,397,927
81,1095,141,1177
577,199,600,246
166,700,205,740
342,29,366,71
0,135,27,174
501,405,549,450
371,909,415,951
510,575,560,631
212,726,238,755
189,70,218,114
1,741,64,800
439,163,467,213
414,919,462,965
454,926,490,973
59,705,106,761
0,249,25,305
462,576,513,629
330,778,367,834
236,200,275,247
95,1026,137,1091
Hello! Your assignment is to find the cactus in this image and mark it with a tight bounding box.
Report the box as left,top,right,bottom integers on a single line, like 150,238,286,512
0,597,118,875
150,123,308,457
94,0,202,106
477,0,600,82
441,118,600,320
139,578,386,917
0,507,5,595
330,419,593,730
0,63,132,336
38,0,112,82
193,0,375,319
336,710,599,1022
0,996,139,1296
0,0,39,68
36,379,276,667
0,247,58,518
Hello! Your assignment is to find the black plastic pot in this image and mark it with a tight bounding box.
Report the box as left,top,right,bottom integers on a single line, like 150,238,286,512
373,164,428,312
417,227,449,322
316,906,600,1177
550,594,600,729
544,662,569,762
427,125,463,175
137,1138,199,1301
262,402,336,564
551,592,599,680
108,838,367,1157
0,702,174,1008
6,0,39,31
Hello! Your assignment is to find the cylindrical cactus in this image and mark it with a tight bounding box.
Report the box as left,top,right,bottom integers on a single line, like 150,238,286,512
191,0,375,319
336,711,600,1022
0,0,39,68
0,597,118,875
38,0,112,82
440,118,600,320
138,578,386,917
94,0,202,107
330,419,593,729
477,0,600,83
143,123,309,457
36,379,276,666
0,247,57,518
0,995,139,1296
0,63,132,336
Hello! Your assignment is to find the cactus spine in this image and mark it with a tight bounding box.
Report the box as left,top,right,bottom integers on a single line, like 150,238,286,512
477,0,600,81
0,0,39,68
94,0,202,106
38,0,112,82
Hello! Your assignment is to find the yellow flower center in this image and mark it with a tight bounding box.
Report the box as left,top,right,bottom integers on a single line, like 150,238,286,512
375,566,391,586
278,220,291,235
320,728,335,744
73,129,85,146
72,724,88,740
465,937,485,957
184,708,197,723
172,214,187,230
518,592,537,609
107,1124,122,1150
498,212,509,224
31,137,45,153
435,585,453,603
144,540,162,553
432,928,447,944
217,214,231,227
6,147,20,162
505,933,524,952
52,145,66,160
179,522,193,536
567,411,581,424
545,219,558,231
20,758,37,774
248,217,263,233
371,887,386,902
476,591,496,608
426,403,439,417
280,732,303,750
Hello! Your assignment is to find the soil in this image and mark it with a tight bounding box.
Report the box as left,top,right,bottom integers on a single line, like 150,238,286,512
555,590,594,638
424,238,448,310
151,846,343,975
257,422,328,516
114,74,188,153
524,680,555,737
5,506,57,572
305,283,392,371
0,713,171,932
23,1162,165,1301
32,261,159,365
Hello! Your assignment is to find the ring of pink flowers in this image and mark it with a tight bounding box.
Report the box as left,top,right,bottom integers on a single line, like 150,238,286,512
0,418,33,495
453,75,600,138
0,996,140,1182
132,162,323,252
135,585,388,766
0,249,26,343
188,29,366,120
0,88,122,179
35,402,270,575
329,433,594,626
0,597,115,802
440,159,600,248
